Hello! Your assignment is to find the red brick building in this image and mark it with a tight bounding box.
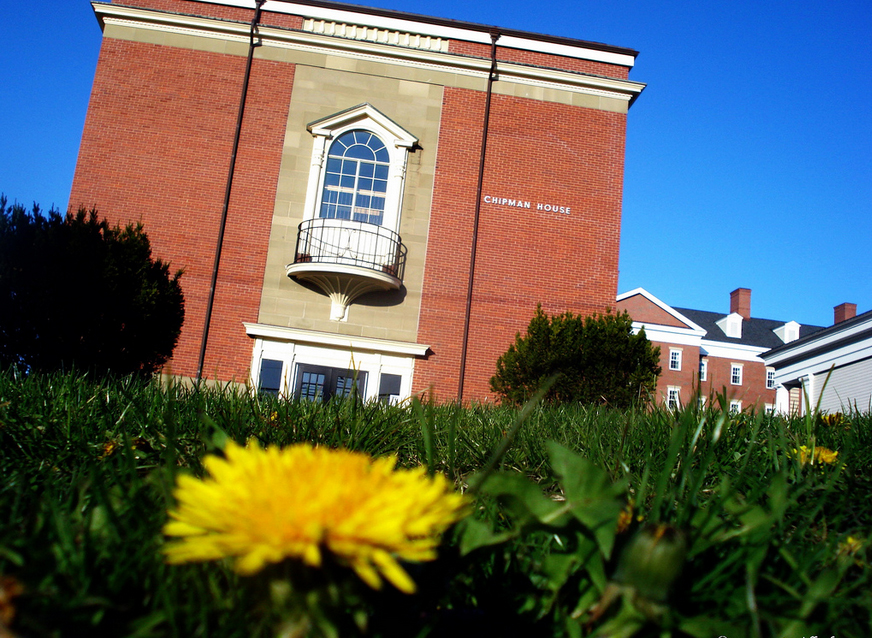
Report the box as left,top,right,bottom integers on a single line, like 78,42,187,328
70,0,644,402
617,288,823,412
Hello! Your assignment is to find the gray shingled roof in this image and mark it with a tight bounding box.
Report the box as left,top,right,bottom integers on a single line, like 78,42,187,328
764,307,872,358
672,308,825,350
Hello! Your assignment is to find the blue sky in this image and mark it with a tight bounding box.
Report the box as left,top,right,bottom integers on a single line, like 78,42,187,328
2,0,870,328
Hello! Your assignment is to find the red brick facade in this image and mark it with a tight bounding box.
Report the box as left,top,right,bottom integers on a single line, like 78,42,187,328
699,357,775,408
70,37,295,380
70,0,641,401
415,91,626,399
119,0,305,29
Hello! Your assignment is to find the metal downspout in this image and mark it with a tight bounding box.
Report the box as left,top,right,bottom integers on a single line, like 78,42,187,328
196,0,265,381
457,31,500,402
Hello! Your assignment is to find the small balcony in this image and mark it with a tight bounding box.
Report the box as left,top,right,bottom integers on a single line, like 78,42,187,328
285,218,407,321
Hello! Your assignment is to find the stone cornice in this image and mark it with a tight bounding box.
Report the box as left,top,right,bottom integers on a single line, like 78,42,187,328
194,0,638,66
94,3,645,105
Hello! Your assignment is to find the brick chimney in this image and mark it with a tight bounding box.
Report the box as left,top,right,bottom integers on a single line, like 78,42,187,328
834,302,856,324
730,288,751,320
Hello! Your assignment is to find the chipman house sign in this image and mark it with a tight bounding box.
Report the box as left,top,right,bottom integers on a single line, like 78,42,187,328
483,195,571,215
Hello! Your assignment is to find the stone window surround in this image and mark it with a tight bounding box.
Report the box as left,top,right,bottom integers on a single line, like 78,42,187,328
303,103,418,236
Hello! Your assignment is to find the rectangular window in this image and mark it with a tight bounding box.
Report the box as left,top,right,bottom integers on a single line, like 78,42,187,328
698,396,707,409
731,364,743,386
699,358,708,382
766,368,775,389
378,373,402,403
764,404,774,415
730,400,742,414
667,387,680,410
294,364,367,402
258,358,284,396
669,349,682,371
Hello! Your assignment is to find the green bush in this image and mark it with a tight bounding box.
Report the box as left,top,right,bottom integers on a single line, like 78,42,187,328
490,306,661,408
0,197,184,376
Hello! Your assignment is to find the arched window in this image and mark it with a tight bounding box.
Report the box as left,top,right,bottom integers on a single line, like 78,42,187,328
302,104,417,235
320,130,390,226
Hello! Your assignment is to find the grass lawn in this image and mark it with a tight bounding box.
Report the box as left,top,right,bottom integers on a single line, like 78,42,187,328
1,370,869,637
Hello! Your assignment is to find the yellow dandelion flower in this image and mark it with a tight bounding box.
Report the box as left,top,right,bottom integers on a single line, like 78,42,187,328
163,441,468,593
793,445,810,464
792,445,839,466
814,446,839,464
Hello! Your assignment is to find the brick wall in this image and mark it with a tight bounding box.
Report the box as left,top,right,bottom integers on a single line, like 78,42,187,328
117,0,305,29
448,41,631,79
700,358,775,408
643,341,776,409
616,295,687,328
653,343,700,405
415,87,626,401
69,37,295,380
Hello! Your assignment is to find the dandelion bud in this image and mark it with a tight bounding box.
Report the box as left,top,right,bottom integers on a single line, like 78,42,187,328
613,523,687,602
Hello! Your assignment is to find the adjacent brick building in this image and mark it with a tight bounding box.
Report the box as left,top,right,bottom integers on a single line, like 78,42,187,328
70,0,644,402
617,288,824,412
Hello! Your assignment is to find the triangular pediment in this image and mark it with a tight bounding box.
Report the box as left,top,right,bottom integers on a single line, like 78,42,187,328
307,103,417,148
616,288,705,333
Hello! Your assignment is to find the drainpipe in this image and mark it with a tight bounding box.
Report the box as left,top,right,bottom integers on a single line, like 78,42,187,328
196,0,266,381
457,31,500,402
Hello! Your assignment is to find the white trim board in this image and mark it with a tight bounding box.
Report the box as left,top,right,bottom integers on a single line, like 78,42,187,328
632,323,704,348
700,341,768,363
244,322,429,357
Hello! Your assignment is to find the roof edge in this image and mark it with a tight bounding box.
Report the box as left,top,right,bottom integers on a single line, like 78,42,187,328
190,0,639,65
617,288,707,335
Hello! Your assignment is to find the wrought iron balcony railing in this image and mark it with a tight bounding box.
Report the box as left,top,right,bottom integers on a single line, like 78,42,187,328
292,218,407,281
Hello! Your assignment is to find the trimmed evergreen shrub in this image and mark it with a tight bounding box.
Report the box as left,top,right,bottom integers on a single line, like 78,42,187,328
490,305,661,407
0,197,184,376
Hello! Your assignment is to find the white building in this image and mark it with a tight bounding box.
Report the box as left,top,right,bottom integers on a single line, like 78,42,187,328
764,304,872,415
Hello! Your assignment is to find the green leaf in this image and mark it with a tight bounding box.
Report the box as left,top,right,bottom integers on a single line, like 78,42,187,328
540,551,581,592
547,441,625,557
455,516,514,555
478,472,568,528
677,614,746,638
776,568,841,638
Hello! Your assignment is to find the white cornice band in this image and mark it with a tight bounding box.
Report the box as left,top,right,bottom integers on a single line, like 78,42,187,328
244,322,430,356
189,0,637,67
631,323,706,348
701,341,768,363
94,4,644,104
